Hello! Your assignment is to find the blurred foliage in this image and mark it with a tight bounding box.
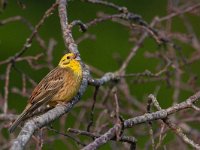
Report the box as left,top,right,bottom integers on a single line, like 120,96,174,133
1,0,200,149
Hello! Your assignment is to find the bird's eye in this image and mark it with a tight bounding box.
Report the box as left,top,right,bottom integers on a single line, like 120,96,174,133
66,56,70,59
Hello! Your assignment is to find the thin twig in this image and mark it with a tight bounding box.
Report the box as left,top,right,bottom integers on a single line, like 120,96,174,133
47,127,86,146
148,94,200,149
84,0,128,12
147,97,155,150
113,88,122,141
4,63,12,114
0,2,58,66
87,86,99,132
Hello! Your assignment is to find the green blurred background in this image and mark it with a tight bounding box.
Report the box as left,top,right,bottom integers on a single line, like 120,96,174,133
1,0,200,149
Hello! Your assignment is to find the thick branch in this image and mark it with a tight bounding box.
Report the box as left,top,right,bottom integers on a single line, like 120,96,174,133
88,72,117,86
57,0,79,54
10,68,89,150
10,0,89,149
82,91,200,150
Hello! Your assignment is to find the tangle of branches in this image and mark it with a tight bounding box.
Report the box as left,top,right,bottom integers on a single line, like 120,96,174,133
1,0,200,149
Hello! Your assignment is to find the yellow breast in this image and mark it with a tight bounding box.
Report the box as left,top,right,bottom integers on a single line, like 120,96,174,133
50,60,82,106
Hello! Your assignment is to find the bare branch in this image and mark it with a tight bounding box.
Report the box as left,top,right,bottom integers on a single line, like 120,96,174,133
83,91,200,149
10,0,90,149
3,63,12,114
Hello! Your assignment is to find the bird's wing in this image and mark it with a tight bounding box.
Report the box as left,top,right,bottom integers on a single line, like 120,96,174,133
29,67,66,105
9,67,67,133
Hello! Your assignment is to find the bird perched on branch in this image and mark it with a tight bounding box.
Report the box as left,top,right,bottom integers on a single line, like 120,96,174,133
9,53,83,133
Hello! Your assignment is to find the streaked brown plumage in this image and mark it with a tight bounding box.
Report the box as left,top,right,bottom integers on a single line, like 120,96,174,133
9,53,82,133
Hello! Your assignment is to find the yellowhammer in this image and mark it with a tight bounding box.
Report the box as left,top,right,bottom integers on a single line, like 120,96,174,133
9,53,83,133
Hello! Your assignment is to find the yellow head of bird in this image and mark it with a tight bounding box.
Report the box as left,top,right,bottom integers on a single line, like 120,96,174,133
58,53,82,75
59,53,77,67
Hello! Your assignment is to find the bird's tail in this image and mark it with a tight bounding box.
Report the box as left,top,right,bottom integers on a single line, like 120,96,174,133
9,104,31,133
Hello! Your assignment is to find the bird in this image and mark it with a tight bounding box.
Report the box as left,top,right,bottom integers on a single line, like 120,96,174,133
9,53,83,133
